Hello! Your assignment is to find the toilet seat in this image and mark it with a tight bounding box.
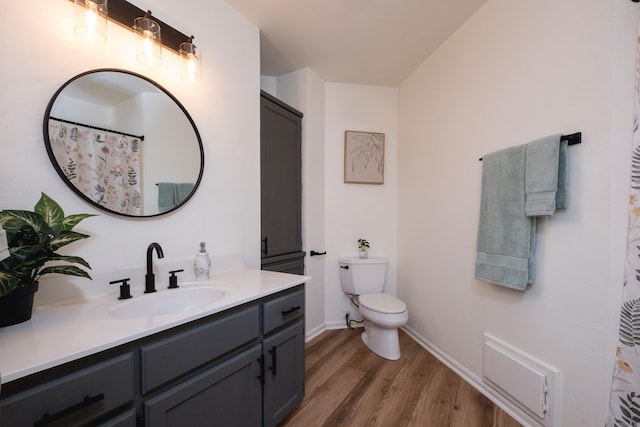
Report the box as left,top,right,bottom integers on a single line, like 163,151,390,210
359,293,406,314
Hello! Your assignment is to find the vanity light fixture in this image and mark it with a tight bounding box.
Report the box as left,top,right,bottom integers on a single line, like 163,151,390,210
179,36,202,83
73,0,108,43
133,10,162,66
67,0,202,80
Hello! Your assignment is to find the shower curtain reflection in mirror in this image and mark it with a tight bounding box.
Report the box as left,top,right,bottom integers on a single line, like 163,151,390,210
48,119,143,216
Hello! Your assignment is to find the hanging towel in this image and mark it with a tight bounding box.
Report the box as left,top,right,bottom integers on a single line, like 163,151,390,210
525,134,568,216
175,183,195,205
476,134,570,290
158,183,176,213
158,182,195,212
475,145,534,290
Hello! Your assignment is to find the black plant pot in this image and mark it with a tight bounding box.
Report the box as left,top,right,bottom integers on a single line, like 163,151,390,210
0,282,39,327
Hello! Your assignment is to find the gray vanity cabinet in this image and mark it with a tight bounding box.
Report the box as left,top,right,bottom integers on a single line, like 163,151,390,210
0,285,305,427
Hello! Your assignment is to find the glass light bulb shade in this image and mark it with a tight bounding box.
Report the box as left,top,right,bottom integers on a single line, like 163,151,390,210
133,16,162,66
74,0,108,43
179,41,202,83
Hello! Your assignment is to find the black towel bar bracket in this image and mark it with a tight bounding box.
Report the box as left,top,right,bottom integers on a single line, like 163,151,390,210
478,132,581,161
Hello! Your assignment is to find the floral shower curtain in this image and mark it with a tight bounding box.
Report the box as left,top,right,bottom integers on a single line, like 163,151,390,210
607,34,640,427
48,119,142,216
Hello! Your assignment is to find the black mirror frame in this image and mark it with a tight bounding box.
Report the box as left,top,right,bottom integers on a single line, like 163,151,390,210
43,68,204,218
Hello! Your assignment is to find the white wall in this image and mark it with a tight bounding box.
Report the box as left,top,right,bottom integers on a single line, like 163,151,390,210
397,0,637,425
268,69,328,339
324,83,398,327
0,1,261,276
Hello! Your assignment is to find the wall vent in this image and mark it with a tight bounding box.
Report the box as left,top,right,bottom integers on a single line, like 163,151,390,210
482,333,559,427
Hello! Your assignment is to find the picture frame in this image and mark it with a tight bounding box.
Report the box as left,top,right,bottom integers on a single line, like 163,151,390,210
344,130,385,184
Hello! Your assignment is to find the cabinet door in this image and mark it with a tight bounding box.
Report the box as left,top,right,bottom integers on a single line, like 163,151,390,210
263,320,305,427
260,92,303,259
144,344,262,427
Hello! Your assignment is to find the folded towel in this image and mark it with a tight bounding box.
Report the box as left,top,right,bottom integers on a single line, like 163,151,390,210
525,134,568,216
476,145,534,290
556,139,569,209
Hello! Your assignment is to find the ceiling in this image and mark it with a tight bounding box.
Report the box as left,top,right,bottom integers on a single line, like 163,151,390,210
224,0,488,87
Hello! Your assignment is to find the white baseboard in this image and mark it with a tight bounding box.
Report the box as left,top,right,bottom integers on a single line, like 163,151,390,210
305,323,326,342
401,325,539,427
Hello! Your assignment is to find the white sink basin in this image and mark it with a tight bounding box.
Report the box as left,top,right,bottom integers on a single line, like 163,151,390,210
108,285,230,319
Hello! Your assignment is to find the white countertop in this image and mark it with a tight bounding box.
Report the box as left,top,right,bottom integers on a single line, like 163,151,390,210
0,266,309,385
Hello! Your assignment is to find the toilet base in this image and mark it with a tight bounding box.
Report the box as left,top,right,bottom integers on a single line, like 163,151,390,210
361,322,401,360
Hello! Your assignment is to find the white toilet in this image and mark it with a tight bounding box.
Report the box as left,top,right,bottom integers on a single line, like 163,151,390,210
339,257,408,360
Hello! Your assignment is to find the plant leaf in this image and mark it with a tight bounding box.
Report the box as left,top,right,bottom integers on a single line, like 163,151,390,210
38,265,92,280
49,231,90,251
45,254,92,269
34,193,64,235
0,270,19,297
62,213,96,231
0,211,52,240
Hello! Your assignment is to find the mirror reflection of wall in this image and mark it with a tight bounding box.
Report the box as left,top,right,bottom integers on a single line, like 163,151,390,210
141,92,200,214
44,69,203,217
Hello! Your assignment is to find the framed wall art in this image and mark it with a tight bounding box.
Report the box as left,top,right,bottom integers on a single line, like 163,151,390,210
344,130,385,184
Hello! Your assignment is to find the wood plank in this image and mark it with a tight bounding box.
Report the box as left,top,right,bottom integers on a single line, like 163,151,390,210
365,339,436,426
450,378,518,427
281,329,522,427
408,362,461,426
280,366,366,426
303,330,364,396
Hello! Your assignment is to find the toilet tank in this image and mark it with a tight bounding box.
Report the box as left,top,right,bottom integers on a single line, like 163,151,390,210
338,257,387,295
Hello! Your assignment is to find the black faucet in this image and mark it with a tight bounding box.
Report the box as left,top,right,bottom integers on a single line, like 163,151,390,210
145,242,164,293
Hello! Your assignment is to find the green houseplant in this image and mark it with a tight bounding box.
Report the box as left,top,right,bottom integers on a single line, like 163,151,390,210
0,193,94,326
358,238,370,259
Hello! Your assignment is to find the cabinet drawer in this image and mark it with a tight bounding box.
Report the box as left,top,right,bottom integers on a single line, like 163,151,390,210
263,287,304,334
1,353,134,427
140,305,260,394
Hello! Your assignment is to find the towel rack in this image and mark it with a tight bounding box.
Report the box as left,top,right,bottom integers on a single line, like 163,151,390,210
479,132,581,161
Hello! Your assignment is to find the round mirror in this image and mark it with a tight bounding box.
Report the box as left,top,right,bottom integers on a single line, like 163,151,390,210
43,69,204,217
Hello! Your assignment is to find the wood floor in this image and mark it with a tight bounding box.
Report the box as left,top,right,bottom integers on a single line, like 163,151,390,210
280,328,522,427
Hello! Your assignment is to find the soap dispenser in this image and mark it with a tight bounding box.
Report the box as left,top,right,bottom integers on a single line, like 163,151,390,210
194,242,211,280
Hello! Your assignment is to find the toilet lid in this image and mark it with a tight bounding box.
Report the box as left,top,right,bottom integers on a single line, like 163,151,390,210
359,293,406,314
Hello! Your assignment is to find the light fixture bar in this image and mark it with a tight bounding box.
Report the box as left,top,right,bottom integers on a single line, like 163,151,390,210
69,0,192,53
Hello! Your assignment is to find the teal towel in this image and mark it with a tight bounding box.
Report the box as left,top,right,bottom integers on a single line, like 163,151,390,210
158,182,195,213
525,134,568,216
157,183,176,213
476,134,570,290
556,139,569,209
476,145,534,290
175,183,195,204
